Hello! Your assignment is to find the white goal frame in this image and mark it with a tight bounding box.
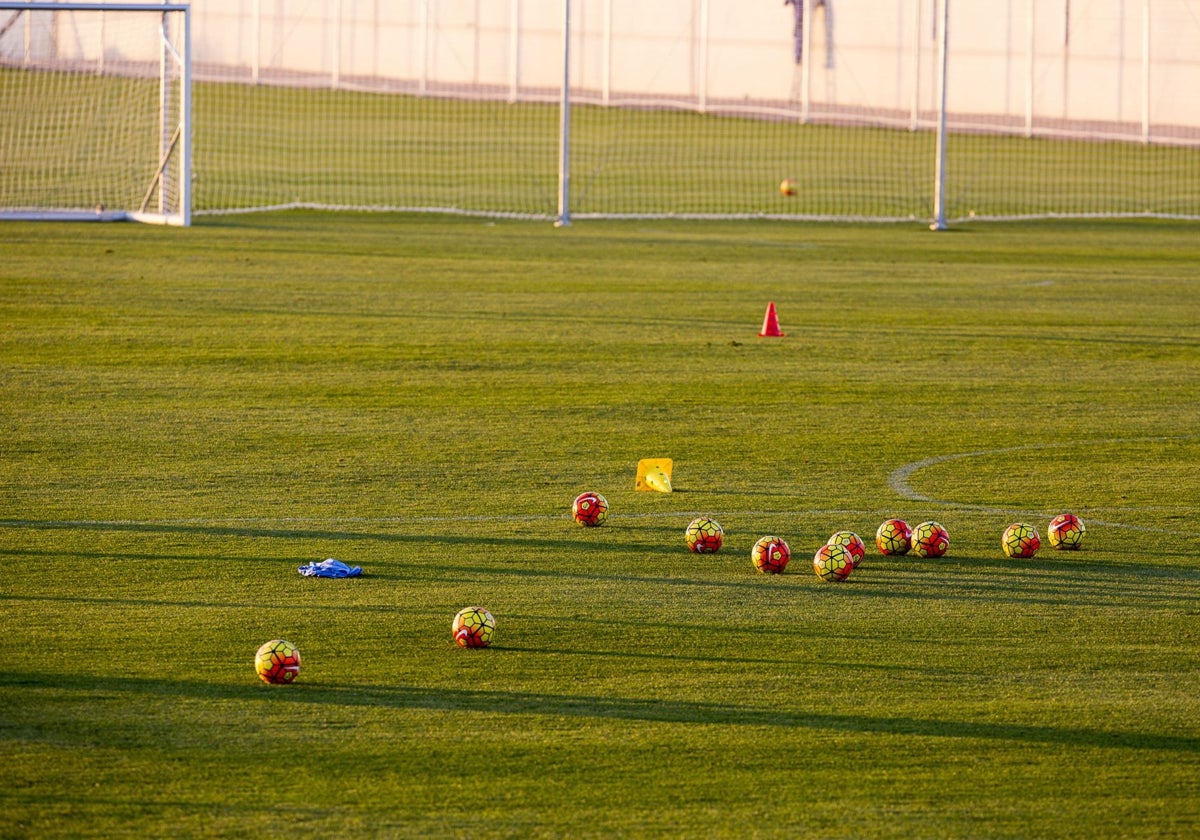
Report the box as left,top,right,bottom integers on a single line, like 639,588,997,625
0,2,191,225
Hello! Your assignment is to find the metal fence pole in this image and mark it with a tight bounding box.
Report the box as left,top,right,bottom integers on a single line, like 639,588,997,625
800,0,812,123
556,0,571,226
931,0,949,230
1141,0,1150,144
251,0,259,84
698,0,709,113
332,0,341,89
508,0,520,103
909,0,921,131
1025,0,1034,137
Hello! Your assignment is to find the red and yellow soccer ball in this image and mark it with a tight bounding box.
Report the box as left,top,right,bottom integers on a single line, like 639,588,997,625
572,491,609,527
780,178,797,197
1048,513,1086,550
875,519,912,555
1001,522,1041,558
453,607,496,649
813,543,854,582
912,521,949,558
751,536,791,574
827,531,866,568
685,516,724,554
255,639,301,684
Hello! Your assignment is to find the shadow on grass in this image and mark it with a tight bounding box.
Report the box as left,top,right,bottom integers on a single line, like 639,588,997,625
0,518,674,555
506,644,961,675
0,553,806,598
4,520,1197,610
4,671,1197,754
845,553,1200,608
3,558,1198,615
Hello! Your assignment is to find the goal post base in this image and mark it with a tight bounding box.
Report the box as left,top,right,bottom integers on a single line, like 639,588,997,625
0,209,187,224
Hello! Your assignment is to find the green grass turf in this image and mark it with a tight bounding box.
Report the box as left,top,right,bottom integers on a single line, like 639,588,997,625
1,214,1199,838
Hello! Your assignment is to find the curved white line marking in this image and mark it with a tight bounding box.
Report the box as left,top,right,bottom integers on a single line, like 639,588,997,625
888,435,1200,533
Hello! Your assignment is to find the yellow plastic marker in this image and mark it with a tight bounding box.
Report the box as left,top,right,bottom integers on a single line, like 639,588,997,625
635,458,673,493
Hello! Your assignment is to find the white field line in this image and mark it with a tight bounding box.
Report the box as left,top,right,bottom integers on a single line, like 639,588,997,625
888,435,1200,534
3,436,1194,535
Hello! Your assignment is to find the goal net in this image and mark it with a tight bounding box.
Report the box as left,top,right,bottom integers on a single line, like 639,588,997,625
191,1,561,219
3,1,1198,226
187,0,934,223
184,0,1196,225
0,2,190,225
939,0,1200,222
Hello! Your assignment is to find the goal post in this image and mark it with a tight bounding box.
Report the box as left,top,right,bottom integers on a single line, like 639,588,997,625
0,2,191,225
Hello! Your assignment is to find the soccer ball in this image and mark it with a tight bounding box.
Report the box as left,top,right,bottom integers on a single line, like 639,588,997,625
912,521,949,558
751,536,791,574
780,178,797,197
813,543,854,582
875,519,912,555
827,531,866,568
255,639,301,684
1001,522,1041,558
453,607,496,648
1048,513,1085,550
572,491,609,527
685,516,724,554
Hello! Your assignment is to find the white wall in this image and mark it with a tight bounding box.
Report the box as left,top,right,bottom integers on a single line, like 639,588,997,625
14,0,1198,135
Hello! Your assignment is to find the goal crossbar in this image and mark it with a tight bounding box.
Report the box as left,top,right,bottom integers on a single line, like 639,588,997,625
0,3,186,12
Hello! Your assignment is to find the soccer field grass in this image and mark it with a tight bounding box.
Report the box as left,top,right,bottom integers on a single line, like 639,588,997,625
1,215,1199,838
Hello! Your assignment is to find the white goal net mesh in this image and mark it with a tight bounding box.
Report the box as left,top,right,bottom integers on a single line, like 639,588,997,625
941,0,1200,220
3,1,1198,225
0,3,188,223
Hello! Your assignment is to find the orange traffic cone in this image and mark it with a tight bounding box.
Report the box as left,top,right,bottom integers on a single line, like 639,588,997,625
759,302,785,337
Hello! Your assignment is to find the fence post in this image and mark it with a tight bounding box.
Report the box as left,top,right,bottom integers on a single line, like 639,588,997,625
698,0,709,113
800,0,812,123
556,0,571,226
909,0,921,131
931,0,949,230
1025,0,1034,137
251,0,259,84
419,0,429,97
332,0,341,89
509,0,520,103
602,0,612,105
1141,0,1150,144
